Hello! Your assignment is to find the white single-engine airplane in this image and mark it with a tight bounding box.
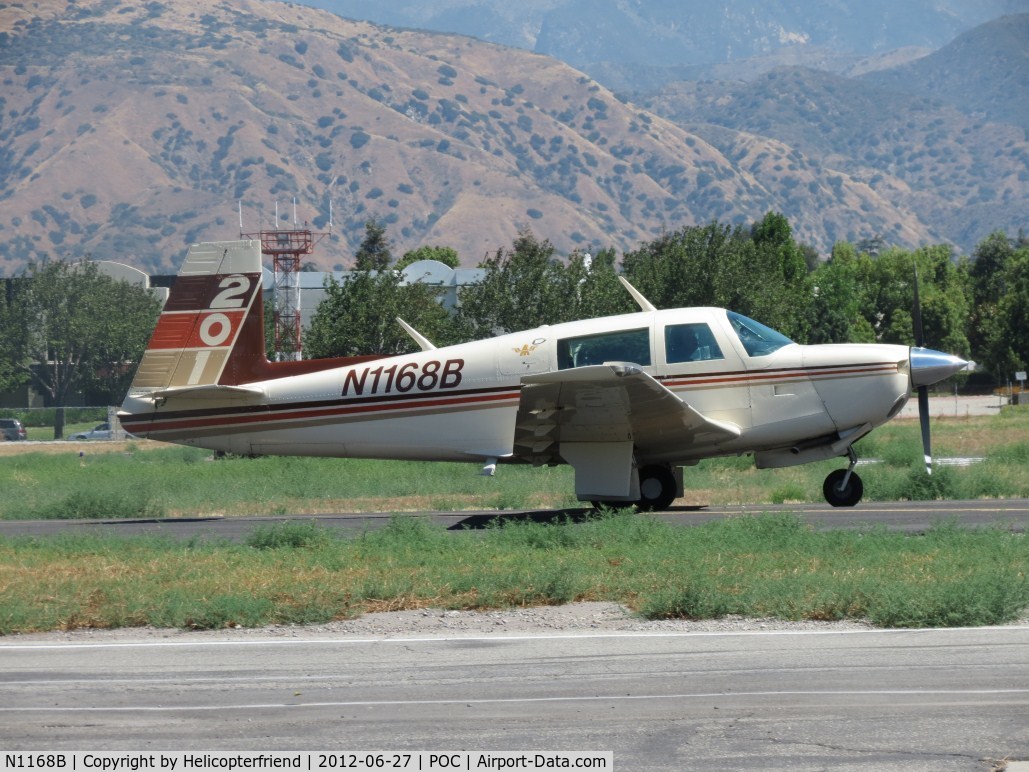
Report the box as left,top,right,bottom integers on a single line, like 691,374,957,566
120,240,967,509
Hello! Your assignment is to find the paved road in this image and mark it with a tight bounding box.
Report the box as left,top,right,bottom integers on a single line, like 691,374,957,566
1,499,1026,543
2,626,1026,769
896,394,1005,418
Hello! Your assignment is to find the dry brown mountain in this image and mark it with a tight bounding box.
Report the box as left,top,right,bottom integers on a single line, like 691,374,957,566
860,13,1029,132
640,64,1027,253
1,0,936,273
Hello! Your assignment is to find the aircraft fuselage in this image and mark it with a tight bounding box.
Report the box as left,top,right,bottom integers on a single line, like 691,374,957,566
120,240,965,509
124,307,910,466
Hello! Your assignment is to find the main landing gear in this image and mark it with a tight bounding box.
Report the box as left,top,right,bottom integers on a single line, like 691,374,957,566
823,448,863,507
591,464,679,512
637,464,678,511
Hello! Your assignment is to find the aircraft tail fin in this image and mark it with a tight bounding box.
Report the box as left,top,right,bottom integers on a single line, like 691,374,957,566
126,239,385,407
126,240,267,397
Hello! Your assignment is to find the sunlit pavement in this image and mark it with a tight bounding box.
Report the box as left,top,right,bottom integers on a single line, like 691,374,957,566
896,394,1009,418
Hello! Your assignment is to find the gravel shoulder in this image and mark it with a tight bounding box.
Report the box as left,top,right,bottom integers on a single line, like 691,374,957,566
5,602,1028,644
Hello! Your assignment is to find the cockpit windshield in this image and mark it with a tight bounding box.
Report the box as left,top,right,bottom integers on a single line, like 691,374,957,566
727,311,794,357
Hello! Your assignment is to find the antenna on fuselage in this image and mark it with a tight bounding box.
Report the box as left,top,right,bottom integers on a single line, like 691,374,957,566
618,276,657,312
396,317,437,351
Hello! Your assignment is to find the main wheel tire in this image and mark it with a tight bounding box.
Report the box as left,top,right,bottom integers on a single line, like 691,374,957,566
637,465,677,511
823,469,864,507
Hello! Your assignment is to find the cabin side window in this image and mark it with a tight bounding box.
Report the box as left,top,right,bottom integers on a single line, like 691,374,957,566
557,328,651,369
664,323,725,363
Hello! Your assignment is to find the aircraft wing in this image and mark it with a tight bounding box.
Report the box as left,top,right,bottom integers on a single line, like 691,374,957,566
513,363,740,465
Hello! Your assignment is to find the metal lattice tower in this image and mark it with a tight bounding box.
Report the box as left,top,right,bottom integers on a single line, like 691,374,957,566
248,229,315,362
240,197,331,362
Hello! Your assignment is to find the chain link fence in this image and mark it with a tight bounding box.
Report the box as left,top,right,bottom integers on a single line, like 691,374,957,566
0,406,129,440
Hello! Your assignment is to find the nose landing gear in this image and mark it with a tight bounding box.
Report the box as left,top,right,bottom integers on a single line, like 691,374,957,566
823,448,863,507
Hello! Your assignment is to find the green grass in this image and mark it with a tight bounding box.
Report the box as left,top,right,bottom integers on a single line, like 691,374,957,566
1,409,1025,633
28,421,101,441
1,409,1026,520
677,407,1029,506
0,447,579,519
1,512,1025,633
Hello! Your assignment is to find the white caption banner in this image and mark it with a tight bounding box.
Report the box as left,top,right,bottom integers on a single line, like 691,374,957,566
1,753,613,772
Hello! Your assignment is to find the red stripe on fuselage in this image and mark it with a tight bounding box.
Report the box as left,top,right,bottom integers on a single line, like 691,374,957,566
660,362,898,389
125,389,522,436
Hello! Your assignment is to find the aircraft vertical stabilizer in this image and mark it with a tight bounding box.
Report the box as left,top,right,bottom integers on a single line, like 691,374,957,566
127,240,264,397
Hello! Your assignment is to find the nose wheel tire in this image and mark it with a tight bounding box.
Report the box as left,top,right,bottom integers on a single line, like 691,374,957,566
823,468,864,507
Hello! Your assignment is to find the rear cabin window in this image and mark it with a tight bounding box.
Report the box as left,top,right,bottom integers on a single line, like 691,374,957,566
665,323,724,363
557,328,651,369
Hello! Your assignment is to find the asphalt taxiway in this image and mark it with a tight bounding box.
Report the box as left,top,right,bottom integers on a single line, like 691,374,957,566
1,498,1026,542
2,625,1027,769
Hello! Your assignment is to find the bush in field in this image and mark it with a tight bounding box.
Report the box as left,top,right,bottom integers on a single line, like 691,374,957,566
29,489,164,520
245,520,334,549
867,572,1026,627
864,523,1028,627
638,580,736,620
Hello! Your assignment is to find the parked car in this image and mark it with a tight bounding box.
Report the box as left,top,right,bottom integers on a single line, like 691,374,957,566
68,422,114,441
0,418,27,441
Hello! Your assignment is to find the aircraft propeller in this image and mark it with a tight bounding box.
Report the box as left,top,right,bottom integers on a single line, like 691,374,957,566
825,267,966,506
908,267,968,475
912,268,932,474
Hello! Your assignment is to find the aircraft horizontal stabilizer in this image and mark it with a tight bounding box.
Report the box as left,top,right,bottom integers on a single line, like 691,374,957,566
514,363,739,465
120,383,267,438
141,384,266,405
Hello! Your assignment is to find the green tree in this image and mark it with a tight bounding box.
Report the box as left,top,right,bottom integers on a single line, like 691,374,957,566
968,231,1012,309
5,260,161,438
621,221,740,310
396,245,460,270
354,218,392,271
0,287,24,393
808,242,874,344
574,247,634,320
457,230,564,337
977,238,1029,381
965,231,1014,377
799,243,821,273
621,216,813,340
305,271,463,357
850,245,969,357
745,212,813,340
306,224,465,358
457,230,632,337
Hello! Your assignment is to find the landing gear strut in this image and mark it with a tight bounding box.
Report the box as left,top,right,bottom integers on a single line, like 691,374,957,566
823,448,863,507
